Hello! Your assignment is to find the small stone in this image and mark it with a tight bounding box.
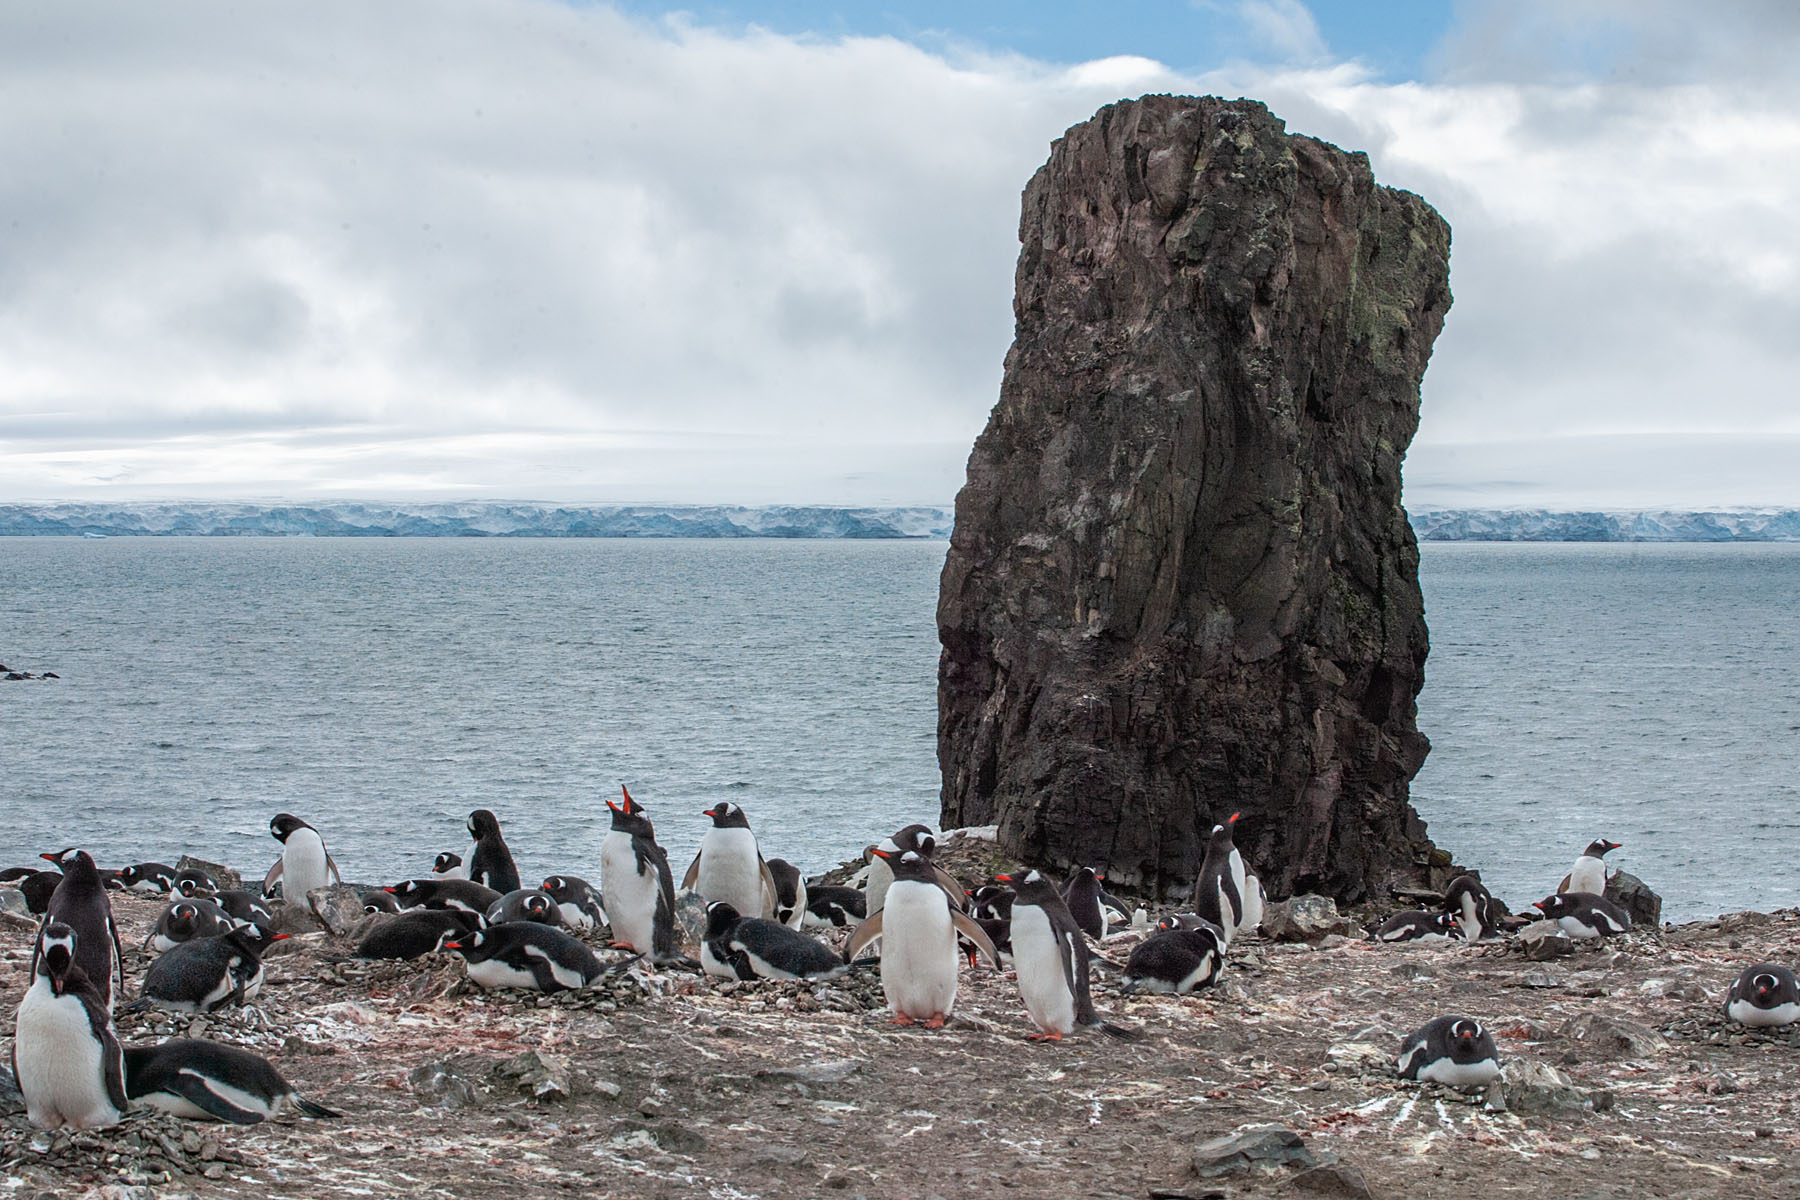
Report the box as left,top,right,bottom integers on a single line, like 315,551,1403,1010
1517,922,1575,961
1190,1126,1318,1178
1291,1158,1378,1199
1260,897,1358,945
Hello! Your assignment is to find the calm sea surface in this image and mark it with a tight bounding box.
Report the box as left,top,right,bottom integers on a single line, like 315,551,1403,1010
2,538,1796,922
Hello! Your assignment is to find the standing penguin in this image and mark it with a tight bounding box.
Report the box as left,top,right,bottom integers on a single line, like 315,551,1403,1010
765,859,808,931
843,850,998,1027
1559,839,1621,896
465,809,522,895
683,802,779,919
264,814,341,902
1726,964,1800,1028
1396,1016,1503,1088
1193,816,1254,946
12,922,129,1130
1533,892,1631,939
1061,867,1129,941
1006,871,1105,1041
600,786,681,963
1442,875,1505,942
37,849,124,1011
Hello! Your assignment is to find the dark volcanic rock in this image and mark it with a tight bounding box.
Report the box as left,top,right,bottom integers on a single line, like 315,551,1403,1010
1606,870,1662,928
937,95,1453,900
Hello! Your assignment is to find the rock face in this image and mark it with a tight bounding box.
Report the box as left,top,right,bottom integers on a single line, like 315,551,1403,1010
938,96,1453,900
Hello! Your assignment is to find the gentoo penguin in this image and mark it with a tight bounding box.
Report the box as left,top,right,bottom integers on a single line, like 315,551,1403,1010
1007,871,1103,1041
112,863,178,894
209,889,276,932
466,809,522,895
683,802,779,919
385,878,503,916
150,899,236,953
600,786,681,962
700,901,848,981
12,922,129,1129
1726,963,1800,1028
264,813,341,901
346,908,480,961
38,849,123,1011
765,858,808,931
1559,838,1621,896
1193,815,1255,946
432,851,468,880
486,888,563,927
968,884,1014,922
1442,875,1504,942
1396,1016,1502,1089
361,888,401,914
440,923,613,993
540,875,606,931
864,824,934,915
1061,867,1128,941
843,850,998,1027
137,926,286,1013
802,884,867,929
1371,910,1459,943
1533,892,1631,939
124,1039,339,1123
172,867,216,898
1121,921,1225,994
17,868,65,915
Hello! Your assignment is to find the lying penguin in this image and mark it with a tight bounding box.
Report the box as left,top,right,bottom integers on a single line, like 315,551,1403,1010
540,875,606,931
1396,1016,1502,1089
125,1039,339,1124
700,900,848,981
1119,917,1224,994
1726,963,1800,1029
485,888,563,927
1370,910,1459,943
1533,892,1631,939
440,924,624,993
137,925,286,1013
149,899,237,953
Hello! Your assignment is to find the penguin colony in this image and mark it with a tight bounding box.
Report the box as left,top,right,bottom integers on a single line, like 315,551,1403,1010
4,805,1791,1139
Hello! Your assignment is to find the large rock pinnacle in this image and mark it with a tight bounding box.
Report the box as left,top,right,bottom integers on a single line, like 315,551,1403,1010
937,96,1453,902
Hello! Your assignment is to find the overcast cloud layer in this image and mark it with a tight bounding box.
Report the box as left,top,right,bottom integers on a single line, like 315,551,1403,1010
1,1,1795,507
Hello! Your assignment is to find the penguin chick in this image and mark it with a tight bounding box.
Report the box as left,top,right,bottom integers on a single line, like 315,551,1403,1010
124,1039,339,1123
1397,1016,1502,1089
1726,963,1800,1028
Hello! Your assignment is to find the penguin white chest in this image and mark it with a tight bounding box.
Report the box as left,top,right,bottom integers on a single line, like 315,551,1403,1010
865,857,895,915
1566,857,1606,896
1010,905,1076,1035
13,984,121,1129
879,882,959,1019
1728,999,1800,1028
283,830,331,899
1458,894,1485,942
697,828,766,916
601,833,659,949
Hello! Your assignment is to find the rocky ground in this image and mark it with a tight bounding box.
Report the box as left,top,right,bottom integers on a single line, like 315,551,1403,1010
3,862,1800,1200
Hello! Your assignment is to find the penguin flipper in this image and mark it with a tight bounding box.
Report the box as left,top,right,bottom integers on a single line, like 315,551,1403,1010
843,911,884,963
103,1034,128,1115
261,858,284,898
326,853,342,886
681,852,701,891
949,910,1000,969
167,1068,268,1124
1061,928,1098,1027
758,857,779,919
930,865,968,911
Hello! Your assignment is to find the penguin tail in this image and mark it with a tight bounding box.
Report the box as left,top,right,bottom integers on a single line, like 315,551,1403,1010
846,955,880,969
121,996,153,1015
603,953,646,975
1086,953,1127,973
294,1096,341,1119
648,953,698,970
1096,1021,1143,1041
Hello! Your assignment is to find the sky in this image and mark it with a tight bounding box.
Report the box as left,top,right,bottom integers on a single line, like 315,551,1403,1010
1,1,1795,509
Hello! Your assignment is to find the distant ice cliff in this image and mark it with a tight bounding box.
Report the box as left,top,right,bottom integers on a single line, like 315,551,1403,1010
1408,508,1800,542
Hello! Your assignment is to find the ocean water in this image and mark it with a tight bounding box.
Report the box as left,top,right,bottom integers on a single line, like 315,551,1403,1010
3,537,1795,922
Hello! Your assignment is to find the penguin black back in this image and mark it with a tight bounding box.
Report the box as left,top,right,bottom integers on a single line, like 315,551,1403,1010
124,1039,339,1123
1061,867,1110,941
39,849,122,1010
466,809,522,894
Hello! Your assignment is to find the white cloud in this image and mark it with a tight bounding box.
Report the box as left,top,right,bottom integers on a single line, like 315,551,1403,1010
0,1,1796,508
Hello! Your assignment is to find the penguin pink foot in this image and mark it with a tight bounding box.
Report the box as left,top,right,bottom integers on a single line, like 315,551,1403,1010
889,1014,916,1026
1027,1031,1064,1042
922,1014,947,1029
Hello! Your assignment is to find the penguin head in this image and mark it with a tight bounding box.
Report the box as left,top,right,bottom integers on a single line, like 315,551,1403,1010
1448,1018,1487,1058
703,803,750,829
1532,895,1571,919
890,824,936,858
1207,817,1240,849
522,892,555,921
37,921,77,983
40,848,88,872
433,852,462,874
1583,839,1621,858
386,880,430,905
1754,973,1780,1003
439,928,492,960
175,875,216,899
543,875,567,893
705,900,743,938
468,810,501,840
270,813,313,842
614,785,645,816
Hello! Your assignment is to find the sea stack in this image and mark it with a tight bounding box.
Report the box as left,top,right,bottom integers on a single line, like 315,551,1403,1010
938,96,1453,901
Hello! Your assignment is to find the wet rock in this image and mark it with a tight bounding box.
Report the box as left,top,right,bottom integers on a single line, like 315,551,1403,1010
1561,1013,1668,1060
305,884,370,936
1322,1042,1389,1076
1605,871,1662,929
1291,1158,1378,1199
675,890,709,950
269,901,326,935
489,1050,588,1103
936,96,1453,900
1518,922,1575,960
1190,1126,1319,1178
0,1064,23,1116
1484,1058,1593,1115
1262,896,1358,945
0,887,29,917
755,1059,860,1090
407,1061,480,1110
